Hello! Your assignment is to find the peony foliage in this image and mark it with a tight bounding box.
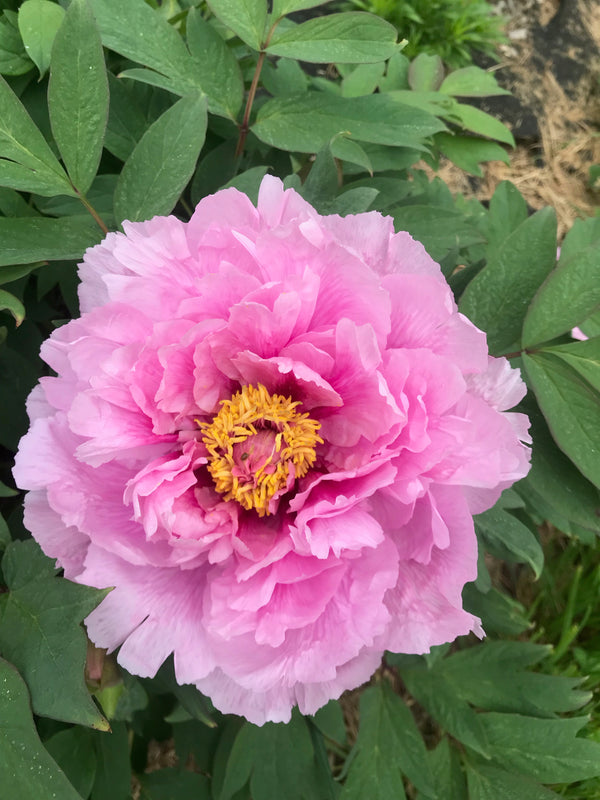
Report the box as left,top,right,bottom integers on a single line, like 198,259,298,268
0,0,600,798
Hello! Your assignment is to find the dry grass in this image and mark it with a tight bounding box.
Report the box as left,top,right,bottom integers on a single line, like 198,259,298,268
427,0,600,238
131,738,179,799
482,78,600,238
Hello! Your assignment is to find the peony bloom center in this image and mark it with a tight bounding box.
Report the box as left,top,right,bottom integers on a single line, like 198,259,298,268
201,384,323,516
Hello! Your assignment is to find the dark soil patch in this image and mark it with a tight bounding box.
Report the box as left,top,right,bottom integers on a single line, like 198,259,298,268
439,0,600,236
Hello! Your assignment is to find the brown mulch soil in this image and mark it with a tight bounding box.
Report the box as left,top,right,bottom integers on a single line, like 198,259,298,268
431,0,600,237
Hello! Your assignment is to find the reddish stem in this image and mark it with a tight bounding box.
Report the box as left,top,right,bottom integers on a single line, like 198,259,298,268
235,49,266,159
76,188,109,235
234,22,279,160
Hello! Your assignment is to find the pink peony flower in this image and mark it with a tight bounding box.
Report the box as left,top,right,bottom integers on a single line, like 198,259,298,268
13,177,530,724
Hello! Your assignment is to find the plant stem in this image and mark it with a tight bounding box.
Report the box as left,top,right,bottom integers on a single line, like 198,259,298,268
76,190,109,235
179,195,194,218
503,348,539,359
235,50,266,159
234,22,279,159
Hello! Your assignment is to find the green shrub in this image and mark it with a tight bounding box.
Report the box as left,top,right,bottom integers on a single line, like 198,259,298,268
349,0,507,67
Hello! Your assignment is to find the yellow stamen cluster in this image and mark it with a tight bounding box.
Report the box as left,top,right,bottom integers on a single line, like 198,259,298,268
200,384,322,516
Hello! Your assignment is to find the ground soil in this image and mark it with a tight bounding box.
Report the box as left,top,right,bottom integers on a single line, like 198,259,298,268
431,0,600,237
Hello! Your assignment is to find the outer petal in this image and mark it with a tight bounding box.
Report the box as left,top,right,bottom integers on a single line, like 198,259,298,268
80,546,216,683
196,538,398,724
79,215,195,317
378,485,482,654
22,492,89,578
466,355,528,412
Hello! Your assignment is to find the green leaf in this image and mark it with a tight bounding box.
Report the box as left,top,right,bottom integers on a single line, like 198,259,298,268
0,513,10,549
206,0,268,51
139,769,211,800
267,13,397,64
219,711,326,800
48,0,109,195
399,660,490,757
347,143,419,174
478,713,600,783
0,539,109,728
580,310,600,338
36,173,117,224
546,337,600,393
112,673,148,722
114,92,207,223
17,0,64,78
330,136,373,173
391,204,484,261
0,216,102,266
332,186,378,214
462,584,530,636
435,133,508,177
475,507,543,579
222,165,269,205
116,66,183,95
422,739,468,800
301,143,339,212
44,727,97,799
0,11,32,76
0,288,24,325
272,0,333,17
204,718,245,797
0,659,83,800
459,208,557,354
408,53,444,92
522,242,600,348
430,641,589,718
104,73,146,162
0,185,38,216
439,66,510,97
485,180,528,253
341,62,385,97
90,722,131,800
262,57,308,96
0,339,41,450
0,480,18,498
186,9,243,120
0,74,73,196
312,699,346,745
559,215,600,261
453,103,515,146
173,717,220,772
497,487,527,511
190,138,237,205
89,0,197,92
253,92,445,153
379,51,409,92
341,682,435,799
520,403,600,536
154,659,216,729
385,88,457,119
522,351,600,489
0,159,70,197
474,544,492,593
466,762,561,800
